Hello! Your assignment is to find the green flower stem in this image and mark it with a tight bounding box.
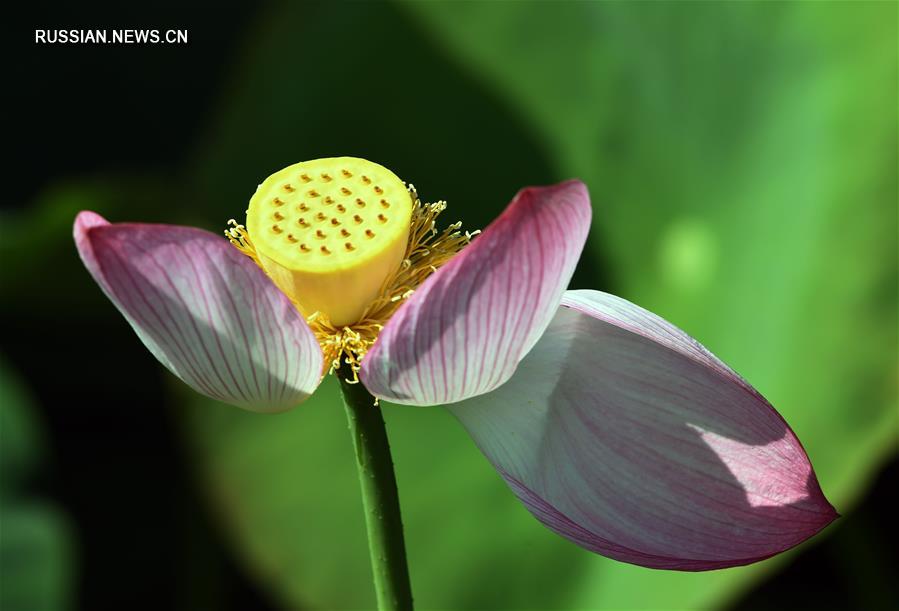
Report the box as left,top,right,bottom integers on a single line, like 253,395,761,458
337,362,414,611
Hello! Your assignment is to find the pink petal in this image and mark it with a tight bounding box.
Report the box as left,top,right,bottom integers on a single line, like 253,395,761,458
361,180,591,405
74,211,323,412
448,289,837,570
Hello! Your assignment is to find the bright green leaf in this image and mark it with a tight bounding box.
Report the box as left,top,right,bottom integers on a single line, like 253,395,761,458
403,1,898,608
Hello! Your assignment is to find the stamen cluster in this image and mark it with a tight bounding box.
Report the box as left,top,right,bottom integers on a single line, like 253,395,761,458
226,186,477,381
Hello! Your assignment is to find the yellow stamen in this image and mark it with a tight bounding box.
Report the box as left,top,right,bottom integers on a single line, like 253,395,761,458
226,158,477,382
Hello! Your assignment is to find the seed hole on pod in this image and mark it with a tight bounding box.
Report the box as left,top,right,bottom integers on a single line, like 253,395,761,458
340,228,350,237
315,229,327,239
341,187,352,195
287,234,297,243
308,189,319,198
300,174,312,183
336,204,346,213
300,243,310,252
298,218,309,227
272,224,283,234
365,229,375,239
298,202,309,211
324,196,334,204
380,199,390,208
316,212,326,221
361,175,371,185
320,246,331,255
330,218,340,226
373,186,383,194
342,169,352,178
321,173,332,182
355,198,366,208
377,214,387,223
273,211,285,221
283,183,295,193
273,197,284,206
353,215,363,224
345,242,355,251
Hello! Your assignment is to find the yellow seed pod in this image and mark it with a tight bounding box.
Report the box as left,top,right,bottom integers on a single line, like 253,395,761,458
246,157,412,326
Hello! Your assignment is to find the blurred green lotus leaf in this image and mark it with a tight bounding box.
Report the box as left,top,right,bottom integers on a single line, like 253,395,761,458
179,1,896,610
402,1,898,608
182,378,588,610
0,359,74,611
179,3,589,608
0,360,42,495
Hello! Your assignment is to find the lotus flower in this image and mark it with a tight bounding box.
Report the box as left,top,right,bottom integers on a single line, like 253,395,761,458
74,157,836,570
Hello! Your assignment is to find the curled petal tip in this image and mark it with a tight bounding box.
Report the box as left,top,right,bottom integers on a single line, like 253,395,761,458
74,210,113,296
518,178,589,204
74,210,110,233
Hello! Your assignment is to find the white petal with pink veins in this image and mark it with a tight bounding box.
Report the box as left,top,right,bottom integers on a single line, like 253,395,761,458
75,211,323,412
361,181,591,406
448,289,836,569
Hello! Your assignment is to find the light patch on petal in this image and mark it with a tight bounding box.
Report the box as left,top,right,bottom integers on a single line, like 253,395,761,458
686,424,811,508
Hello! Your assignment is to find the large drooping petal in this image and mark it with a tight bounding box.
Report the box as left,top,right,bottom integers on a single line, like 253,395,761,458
448,289,836,570
361,180,591,405
74,211,323,412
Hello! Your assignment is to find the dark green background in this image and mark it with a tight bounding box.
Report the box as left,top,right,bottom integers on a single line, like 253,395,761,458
2,1,896,609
